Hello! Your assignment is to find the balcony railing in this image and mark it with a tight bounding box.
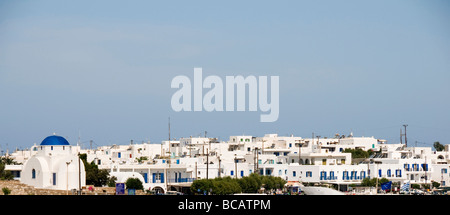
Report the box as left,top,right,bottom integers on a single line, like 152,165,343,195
166,178,196,183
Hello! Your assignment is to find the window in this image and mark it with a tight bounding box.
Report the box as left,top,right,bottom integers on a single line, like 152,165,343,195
341,159,345,164
152,173,164,183
306,171,312,177
52,173,56,185
51,146,53,150
343,171,349,180
231,170,234,176
442,168,448,174
320,171,327,180
360,171,366,179
240,171,244,177
32,169,36,179
330,171,335,180
322,159,327,165
293,171,296,177
396,169,402,177
350,171,356,180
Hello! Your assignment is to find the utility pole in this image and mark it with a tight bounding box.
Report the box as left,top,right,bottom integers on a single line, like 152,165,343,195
167,117,171,191
403,124,408,147
195,162,197,179
400,128,403,144
218,156,221,178
78,152,81,195
254,148,257,172
298,141,303,165
234,154,237,179
206,148,209,180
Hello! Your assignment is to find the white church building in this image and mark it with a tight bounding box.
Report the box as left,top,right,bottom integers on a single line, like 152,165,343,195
20,135,86,191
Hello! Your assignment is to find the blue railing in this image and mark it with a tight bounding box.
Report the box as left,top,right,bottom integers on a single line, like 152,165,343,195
166,178,195,183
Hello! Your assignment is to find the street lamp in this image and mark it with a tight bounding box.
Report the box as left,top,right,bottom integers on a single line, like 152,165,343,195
66,160,72,195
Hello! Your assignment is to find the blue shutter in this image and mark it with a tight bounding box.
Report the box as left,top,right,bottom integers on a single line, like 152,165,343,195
160,173,164,183
143,173,148,183
152,173,156,183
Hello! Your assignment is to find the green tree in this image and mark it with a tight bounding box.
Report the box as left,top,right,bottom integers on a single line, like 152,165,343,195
361,178,377,187
79,153,110,187
238,173,261,193
191,173,286,195
343,148,373,159
0,162,14,180
434,142,445,151
191,178,214,194
125,178,144,190
107,176,117,187
432,181,440,188
136,156,148,164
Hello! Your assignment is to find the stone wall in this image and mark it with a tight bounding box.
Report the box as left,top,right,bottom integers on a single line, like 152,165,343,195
0,180,146,195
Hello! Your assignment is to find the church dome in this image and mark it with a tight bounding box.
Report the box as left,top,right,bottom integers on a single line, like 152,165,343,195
40,135,70,146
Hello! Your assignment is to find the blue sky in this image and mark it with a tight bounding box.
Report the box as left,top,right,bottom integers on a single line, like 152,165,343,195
0,0,449,151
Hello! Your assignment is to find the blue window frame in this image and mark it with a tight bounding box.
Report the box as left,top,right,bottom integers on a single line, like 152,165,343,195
32,169,36,179
53,173,56,185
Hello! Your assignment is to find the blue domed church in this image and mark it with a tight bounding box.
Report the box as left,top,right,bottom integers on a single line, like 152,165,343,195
21,135,86,191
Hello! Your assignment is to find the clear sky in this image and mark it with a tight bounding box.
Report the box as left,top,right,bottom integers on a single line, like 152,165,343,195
0,0,449,151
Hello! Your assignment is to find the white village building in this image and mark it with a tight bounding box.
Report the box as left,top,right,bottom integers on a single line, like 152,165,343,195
5,132,450,194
